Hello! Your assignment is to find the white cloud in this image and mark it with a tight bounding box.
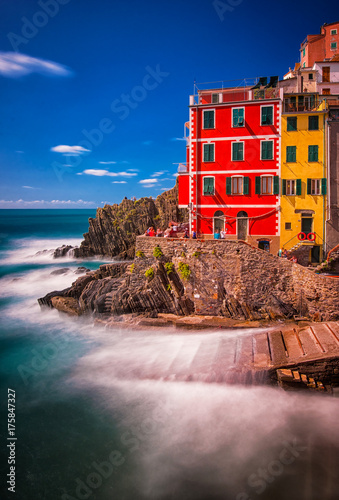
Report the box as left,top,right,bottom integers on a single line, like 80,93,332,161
173,173,179,177
151,170,169,177
51,145,91,155
139,179,158,184
99,161,117,165
0,199,96,208
112,181,127,184
171,137,186,141
127,169,139,172
0,52,72,78
22,185,34,189
160,187,173,191
82,169,137,177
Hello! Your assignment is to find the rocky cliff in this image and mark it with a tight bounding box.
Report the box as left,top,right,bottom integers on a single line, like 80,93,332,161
40,238,339,322
70,181,188,260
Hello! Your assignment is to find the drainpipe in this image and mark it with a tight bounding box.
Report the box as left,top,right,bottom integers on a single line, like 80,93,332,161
326,115,331,251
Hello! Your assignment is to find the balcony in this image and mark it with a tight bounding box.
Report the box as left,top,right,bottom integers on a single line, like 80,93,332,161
283,95,328,113
177,163,188,173
190,76,282,106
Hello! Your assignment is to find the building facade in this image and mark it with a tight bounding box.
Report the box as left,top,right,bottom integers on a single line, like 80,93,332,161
280,95,328,263
178,83,282,255
300,22,339,68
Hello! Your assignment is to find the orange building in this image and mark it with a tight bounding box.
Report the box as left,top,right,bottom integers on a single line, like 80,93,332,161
300,22,339,68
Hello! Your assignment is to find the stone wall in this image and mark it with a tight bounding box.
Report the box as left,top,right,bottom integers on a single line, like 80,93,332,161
135,237,339,321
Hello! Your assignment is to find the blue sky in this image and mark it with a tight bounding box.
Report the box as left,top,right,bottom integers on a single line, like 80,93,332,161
0,0,337,208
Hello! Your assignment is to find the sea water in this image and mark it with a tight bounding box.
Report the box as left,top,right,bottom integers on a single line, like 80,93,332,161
1,209,339,500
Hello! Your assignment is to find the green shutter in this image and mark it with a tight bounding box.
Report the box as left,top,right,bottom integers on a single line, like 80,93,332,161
287,117,297,131
296,179,302,196
243,177,249,195
204,144,214,162
308,145,318,162
262,106,273,125
273,176,279,195
232,142,243,161
307,178,312,195
226,177,232,195
232,108,238,127
204,111,214,129
203,145,208,162
321,178,327,195
282,179,287,195
238,108,244,126
203,177,214,195
255,176,261,194
286,146,296,162
309,116,319,130
262,141,273,160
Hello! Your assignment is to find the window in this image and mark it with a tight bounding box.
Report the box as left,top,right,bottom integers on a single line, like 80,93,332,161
212,93,219,104
232,142,244,161
226,176,249,195
203,110,215,129
232,108,244,127
261,141,273,160
323,67,330,82
308,145,319,162
331,29,337,35
282,179,302,196
203,143,214,162
285,222,292,230
307,178,327,195
255,176,279,195
323,88,331,95
286,146,296,162
309,116,319,130
303,48,306,57
261,106,273,125
203,177,215,195
331,42,337,50
287,117,297,131
308,73,314,80
303,62,306,68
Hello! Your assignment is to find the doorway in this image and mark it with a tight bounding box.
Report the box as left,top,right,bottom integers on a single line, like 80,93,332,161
237,211,248,240
213,211,224,234
301,216,313,235
311,245,320,263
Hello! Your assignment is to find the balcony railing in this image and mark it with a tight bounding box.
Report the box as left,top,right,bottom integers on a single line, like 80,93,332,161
283,96,328,113
177,163,188,173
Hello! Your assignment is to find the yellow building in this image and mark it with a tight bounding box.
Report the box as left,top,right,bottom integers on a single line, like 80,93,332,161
280,94,328,264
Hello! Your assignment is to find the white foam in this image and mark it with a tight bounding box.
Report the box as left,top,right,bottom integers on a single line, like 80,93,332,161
1,237,83,265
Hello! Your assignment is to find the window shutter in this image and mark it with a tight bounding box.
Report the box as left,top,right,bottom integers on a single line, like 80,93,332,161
314,145,318,161
273,176,279,195
296,179,302,195
204,111,214,129
307,178,312,194
308,145,318,162
261,107,267,124
233,108,238,127
266,141,273,160
238,108,244,125
203,145,209,162
282,179,287,195
255,176,261,194
226,177,232,195
243,177,249,195
203,112,208,129
261,142,267,160
321,178,327,195
286,146,296,162
267,107,273,125
239,142,243,160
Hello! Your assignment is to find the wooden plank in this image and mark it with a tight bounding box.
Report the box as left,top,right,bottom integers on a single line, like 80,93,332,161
236,335,253,368
282,329,305,360
298,328,324,357
253,332,272,368
268,330,288,365
311,324,339,355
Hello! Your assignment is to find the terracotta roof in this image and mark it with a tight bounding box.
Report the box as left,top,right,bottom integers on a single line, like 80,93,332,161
331,54,339,62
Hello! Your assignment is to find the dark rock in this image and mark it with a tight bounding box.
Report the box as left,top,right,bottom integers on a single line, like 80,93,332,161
53,245,75,258
50,268,70,275
74,267,91,274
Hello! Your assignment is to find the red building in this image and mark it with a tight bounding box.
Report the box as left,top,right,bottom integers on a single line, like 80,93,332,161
178,80,283,254
300,22,339,68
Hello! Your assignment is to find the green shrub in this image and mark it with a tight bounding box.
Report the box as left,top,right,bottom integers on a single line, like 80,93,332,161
178,262,191,281
192,251,201,258
129,263,135,273
153,246,163,258
136,251,145,258
181,251,186,258
164,262,174,274
166,284,172,291
145,267,154,279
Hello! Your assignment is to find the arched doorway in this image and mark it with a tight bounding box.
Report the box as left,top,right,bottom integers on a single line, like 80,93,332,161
214,211,224,234
237,211,248,240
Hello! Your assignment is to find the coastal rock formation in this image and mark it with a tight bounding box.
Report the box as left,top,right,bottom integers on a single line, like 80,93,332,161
53,182,188,260
39,238,339,322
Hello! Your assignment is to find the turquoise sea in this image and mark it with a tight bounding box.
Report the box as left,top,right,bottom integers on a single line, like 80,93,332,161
1,209,339,500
